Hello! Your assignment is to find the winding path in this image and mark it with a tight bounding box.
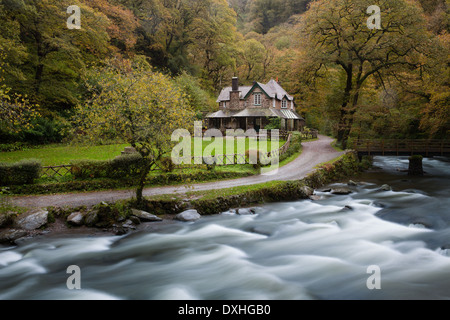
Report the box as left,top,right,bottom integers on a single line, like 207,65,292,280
11,135,344,209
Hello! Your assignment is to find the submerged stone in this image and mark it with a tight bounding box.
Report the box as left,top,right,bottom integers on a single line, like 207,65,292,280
331,187,352,195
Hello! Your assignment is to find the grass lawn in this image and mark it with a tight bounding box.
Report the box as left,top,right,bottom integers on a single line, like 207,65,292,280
194,137,285,156
0,144,129,166
0,138,286,166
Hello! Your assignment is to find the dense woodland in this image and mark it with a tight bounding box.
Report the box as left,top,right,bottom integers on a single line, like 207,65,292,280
0,0,448,147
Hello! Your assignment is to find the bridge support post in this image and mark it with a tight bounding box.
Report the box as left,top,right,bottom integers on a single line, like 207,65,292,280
408,155,424,176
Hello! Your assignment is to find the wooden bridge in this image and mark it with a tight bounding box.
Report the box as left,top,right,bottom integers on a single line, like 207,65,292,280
353,139,450,157
353,139,450,175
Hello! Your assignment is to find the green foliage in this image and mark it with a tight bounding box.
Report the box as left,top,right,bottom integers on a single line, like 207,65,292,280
159,157,176,173
71,154,145,179
0,142,29,152
18,117,70,145
70,159,110,179
249,0,311,34
175,72,215,113
264,117,281,130
0,159,42,185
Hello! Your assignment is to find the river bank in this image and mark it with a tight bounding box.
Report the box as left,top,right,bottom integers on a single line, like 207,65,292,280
0,151,364,244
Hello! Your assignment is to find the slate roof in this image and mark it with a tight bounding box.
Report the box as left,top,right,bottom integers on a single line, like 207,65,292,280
216,79,293,102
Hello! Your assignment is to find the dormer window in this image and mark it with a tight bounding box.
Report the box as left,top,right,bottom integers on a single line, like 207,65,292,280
282,99,287,109
254,93,261,106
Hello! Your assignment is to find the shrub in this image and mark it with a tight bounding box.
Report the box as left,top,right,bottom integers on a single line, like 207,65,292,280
109,154,145,178
71,154,145,180
0,142,29,152
70,159,110,179
159,157,176,173
0,159,42,185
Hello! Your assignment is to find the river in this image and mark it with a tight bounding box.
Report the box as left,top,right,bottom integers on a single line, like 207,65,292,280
0,156,449,300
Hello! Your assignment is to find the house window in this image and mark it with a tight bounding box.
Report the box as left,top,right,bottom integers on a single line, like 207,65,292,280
223,101,226,109
282,99,287,109
254,93,261,106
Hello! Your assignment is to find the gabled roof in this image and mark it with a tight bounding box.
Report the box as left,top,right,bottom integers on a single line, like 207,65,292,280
216,86,252,103
217,79,294,102
265,79,294,101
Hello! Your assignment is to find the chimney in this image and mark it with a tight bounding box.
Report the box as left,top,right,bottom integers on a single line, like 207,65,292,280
232,77,239,92
230,77,241,110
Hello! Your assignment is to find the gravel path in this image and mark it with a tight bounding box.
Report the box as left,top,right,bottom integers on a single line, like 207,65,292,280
11,135,344,209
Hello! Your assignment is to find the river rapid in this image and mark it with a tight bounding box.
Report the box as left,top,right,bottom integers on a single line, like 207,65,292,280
0,156,449,300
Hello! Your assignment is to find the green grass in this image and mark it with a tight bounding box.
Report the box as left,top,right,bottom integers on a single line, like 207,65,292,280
315,153,346,168
0,143,129,166
193,137,285,156
146,180,287,202
330,139,344,152
0,138,285,166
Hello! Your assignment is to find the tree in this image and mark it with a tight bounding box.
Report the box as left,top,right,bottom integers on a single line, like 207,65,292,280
188,0,239,90
74,58,195,203
299,0,441,147
238,38,266,80
2,0,110,111
0,54,39,134
83,0,139,54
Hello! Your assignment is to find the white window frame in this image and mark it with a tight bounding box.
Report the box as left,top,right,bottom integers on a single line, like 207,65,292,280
254,93,261,106
282,99,287,109
223,101,226,108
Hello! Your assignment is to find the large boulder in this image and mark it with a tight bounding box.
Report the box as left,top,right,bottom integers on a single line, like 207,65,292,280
84,210,99,227
131,209,162,222
175,209,201,222
0,229,28,244
67,212,85,226
331,187,352,195
14,210,48,231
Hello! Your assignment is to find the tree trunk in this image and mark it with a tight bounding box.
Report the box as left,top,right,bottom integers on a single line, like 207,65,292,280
337,64,353,147
35,63,44,94
135,160,153,205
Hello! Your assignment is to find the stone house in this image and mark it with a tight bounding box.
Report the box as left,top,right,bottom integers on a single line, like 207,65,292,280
206,77,305,132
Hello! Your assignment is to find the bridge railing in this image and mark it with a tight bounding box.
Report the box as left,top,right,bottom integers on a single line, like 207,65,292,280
353,139,450,156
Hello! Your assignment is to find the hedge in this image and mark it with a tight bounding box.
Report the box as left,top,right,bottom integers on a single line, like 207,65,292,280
0,159,42,185
71,154,145,179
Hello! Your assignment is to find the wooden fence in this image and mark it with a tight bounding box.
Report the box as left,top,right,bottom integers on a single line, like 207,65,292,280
41,165,73,178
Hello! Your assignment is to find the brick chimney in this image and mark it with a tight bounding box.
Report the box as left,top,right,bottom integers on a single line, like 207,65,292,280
230,77,241,110
232,77,239,91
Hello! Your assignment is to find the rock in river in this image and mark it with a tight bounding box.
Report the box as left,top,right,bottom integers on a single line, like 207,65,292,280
14,210,48,230
237,208,257,215
175,209,201,222
131,209,162,222
0,229,28,244
67,212,85,226
331,187,352,195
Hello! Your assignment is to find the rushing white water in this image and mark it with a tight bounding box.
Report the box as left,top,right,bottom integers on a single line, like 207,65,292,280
0,156,449,300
